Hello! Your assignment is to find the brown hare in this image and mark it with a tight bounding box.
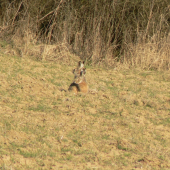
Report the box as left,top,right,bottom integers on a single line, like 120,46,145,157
68,61,88,94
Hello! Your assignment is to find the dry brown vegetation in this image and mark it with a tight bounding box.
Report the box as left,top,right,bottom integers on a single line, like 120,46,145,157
0,44,170,169
0,0,170,169
1,0,170,69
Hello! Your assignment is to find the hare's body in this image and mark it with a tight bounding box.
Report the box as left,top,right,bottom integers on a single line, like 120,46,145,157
68,61,88,94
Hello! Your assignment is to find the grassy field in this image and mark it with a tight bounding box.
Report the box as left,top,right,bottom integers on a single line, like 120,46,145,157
0,46,170,169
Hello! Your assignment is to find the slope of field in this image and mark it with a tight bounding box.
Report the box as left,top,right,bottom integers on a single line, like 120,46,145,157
0,50,170,169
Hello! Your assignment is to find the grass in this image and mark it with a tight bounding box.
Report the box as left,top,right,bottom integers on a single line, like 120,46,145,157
0,48,170,169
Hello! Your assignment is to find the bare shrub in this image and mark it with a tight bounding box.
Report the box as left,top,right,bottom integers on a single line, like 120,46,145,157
123,7,170,70
1,0,170,69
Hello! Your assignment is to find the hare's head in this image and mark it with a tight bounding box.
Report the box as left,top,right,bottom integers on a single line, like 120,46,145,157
80,68,86,77
72,61,85,77
73,68,86,84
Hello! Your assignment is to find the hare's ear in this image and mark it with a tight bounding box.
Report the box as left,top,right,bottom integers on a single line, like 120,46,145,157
78,61,85,69
81,61,85,68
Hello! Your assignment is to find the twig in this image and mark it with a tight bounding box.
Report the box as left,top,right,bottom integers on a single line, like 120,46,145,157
12,1,23,25
145,0,155,41
39,10,55,22
47,0,65,42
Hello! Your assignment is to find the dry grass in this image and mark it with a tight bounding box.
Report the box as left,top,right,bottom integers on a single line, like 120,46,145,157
123,33,170,71
0,43,170,170
2,0,170,68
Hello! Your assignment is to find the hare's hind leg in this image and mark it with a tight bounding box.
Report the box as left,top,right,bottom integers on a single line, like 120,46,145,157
78,82,89,93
